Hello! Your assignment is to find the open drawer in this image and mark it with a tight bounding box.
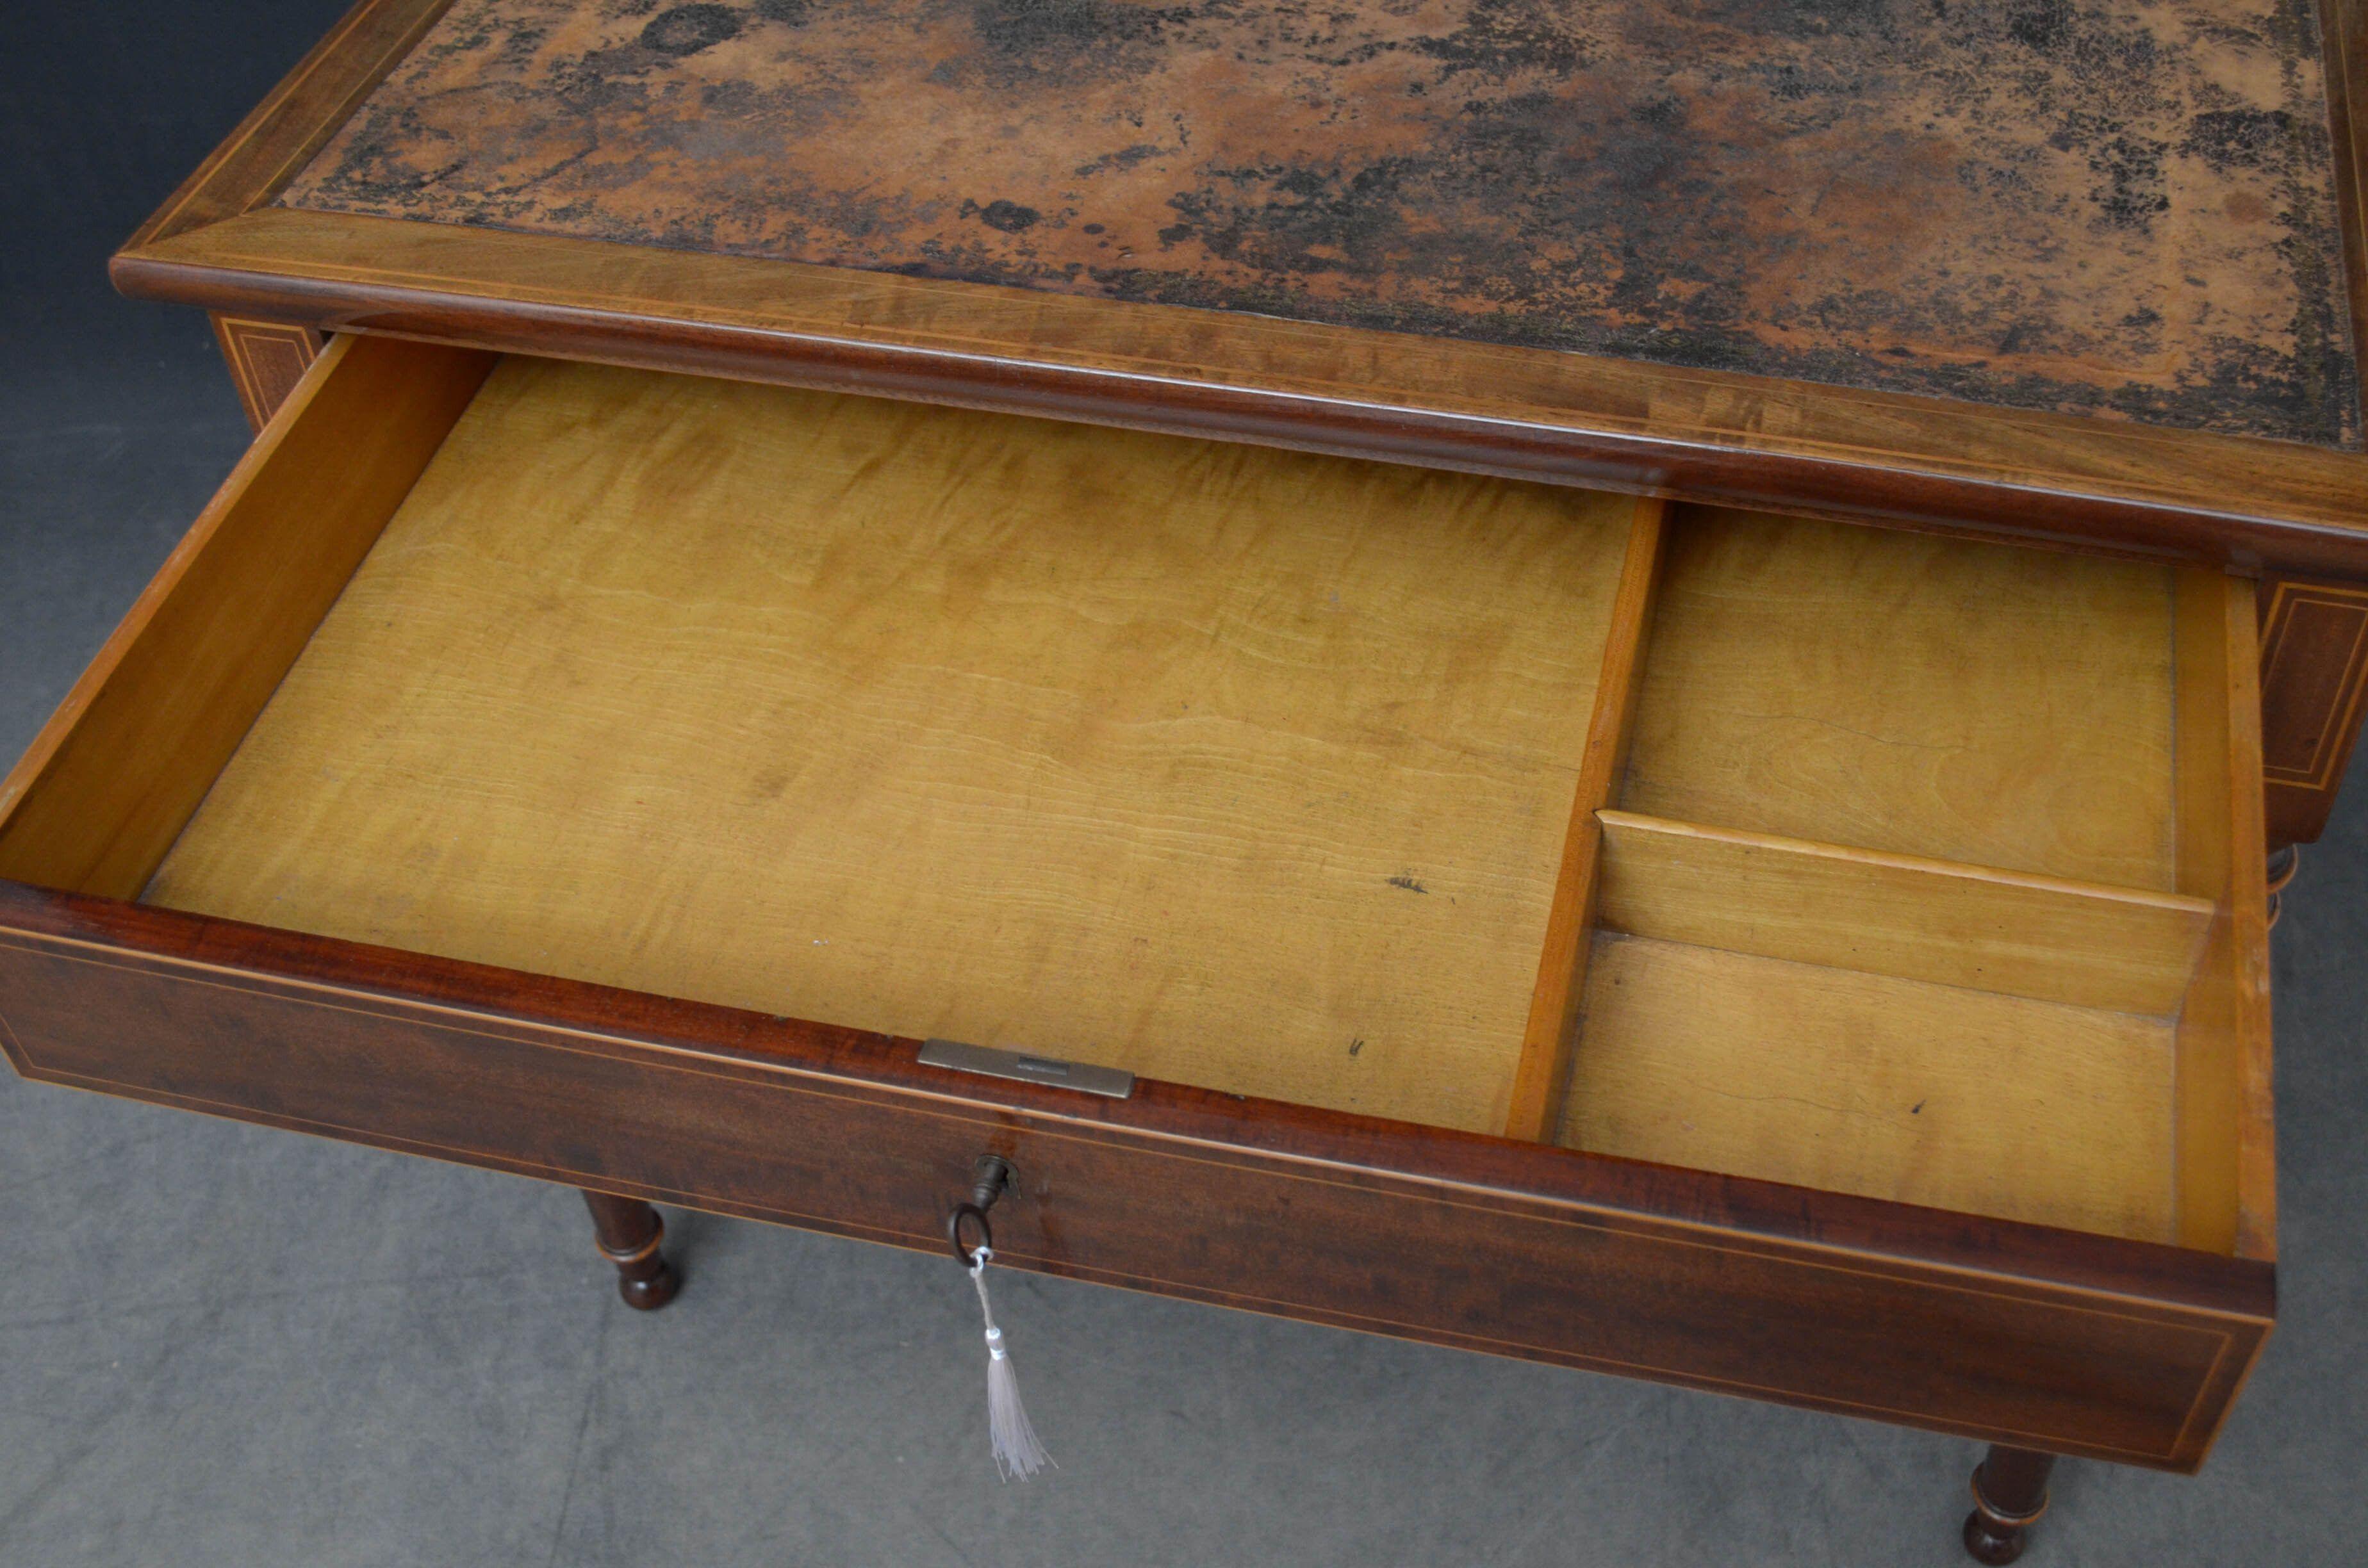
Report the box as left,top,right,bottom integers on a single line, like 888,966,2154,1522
0,335,2274,1469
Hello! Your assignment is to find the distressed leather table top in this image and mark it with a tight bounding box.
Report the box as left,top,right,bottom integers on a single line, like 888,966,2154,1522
278,0,2360,448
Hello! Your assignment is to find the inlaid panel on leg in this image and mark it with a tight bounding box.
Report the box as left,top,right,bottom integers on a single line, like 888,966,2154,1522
2258,575,2368,848
210,314,325,431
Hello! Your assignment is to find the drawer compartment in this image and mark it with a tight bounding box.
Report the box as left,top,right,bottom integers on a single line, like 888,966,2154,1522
1564,514,2273,1257
0,335,2273,1467
135,347,1636,1136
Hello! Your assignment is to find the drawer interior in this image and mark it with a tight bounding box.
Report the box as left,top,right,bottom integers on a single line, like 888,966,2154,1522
147,352,1637,1136
0,336,2271,1259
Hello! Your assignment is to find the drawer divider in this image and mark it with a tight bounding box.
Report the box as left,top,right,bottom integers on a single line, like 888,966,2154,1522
1591,809,2216,1015
1503,494,1668,1143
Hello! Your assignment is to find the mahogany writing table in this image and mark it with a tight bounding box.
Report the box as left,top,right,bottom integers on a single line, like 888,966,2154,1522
12,0,2368,1556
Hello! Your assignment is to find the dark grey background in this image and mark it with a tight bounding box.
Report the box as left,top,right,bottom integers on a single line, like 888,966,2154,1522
3,6,2363,1563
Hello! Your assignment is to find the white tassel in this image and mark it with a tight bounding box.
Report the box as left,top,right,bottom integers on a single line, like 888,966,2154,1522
967,1246,1053,1480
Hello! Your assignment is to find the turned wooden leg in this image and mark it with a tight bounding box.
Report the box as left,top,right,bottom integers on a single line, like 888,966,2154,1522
580,1189,680,1311
2266,843,2300,928
1962,1445,2057,1564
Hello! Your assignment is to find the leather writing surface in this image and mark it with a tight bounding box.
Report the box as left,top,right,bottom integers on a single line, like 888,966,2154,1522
277,0,2359,446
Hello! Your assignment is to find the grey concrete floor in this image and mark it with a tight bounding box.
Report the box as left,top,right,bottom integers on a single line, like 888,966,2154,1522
4,13,2367,1564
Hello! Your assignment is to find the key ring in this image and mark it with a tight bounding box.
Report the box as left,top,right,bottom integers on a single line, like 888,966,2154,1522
946,1153,1013,1267
948,1200,994,1268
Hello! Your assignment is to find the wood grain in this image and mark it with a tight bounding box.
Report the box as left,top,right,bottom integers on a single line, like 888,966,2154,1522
1561,935,2178,1244
1503,498,1665,1143
2171,573,2278,1259
1622,508,2181,890
1593,811,2214,1016
0,334,494,899
145,355,1632,1133
111,208,2368,578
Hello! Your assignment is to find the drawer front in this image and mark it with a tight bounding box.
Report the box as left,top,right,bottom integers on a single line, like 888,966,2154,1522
0,886,2268,1471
